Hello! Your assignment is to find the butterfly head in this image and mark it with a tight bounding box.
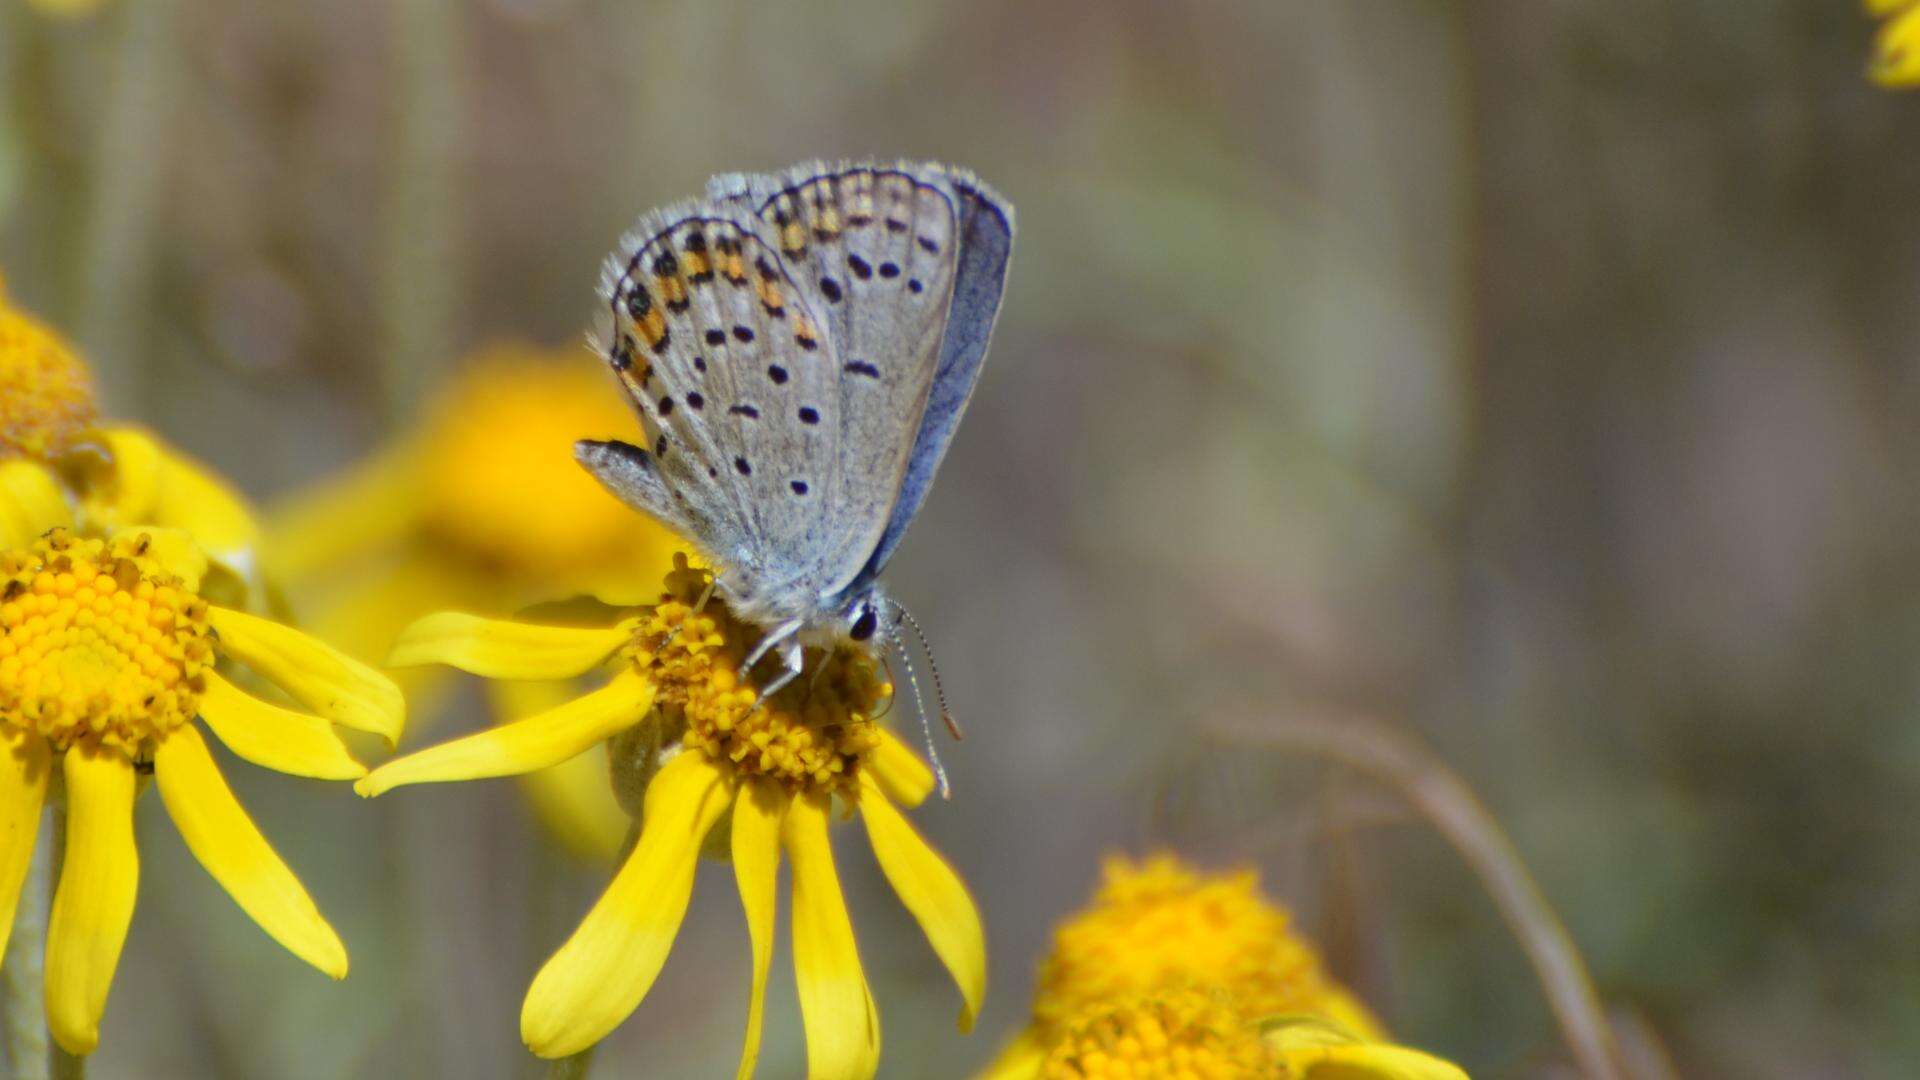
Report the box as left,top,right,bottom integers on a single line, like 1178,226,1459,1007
834,583,891,652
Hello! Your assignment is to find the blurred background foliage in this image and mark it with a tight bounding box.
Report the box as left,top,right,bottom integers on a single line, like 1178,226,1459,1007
4,1,1919,1076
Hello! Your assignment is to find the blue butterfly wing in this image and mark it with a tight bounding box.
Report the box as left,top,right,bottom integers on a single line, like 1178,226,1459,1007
843,174,1015,594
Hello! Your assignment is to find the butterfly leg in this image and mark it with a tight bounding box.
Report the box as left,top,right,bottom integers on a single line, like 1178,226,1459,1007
657,569,724,653
755,634,806,700
742,618,803,673
742,617,807,702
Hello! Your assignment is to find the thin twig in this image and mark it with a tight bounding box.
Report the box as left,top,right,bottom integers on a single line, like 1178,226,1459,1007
77,0,178,411
1209,707,1626,1080
376,0,466,423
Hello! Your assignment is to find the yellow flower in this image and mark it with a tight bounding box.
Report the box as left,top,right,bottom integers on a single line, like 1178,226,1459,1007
0,284,264,597
268,344,682,857
359,558,984,1077
980,854,1468,1080
0,524,404,1056
0,294,98,463
1869,0,1920,85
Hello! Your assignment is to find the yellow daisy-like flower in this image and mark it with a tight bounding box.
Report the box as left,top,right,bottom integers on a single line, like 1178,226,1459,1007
358,557,983,1077
0,292,98,464
0,523,404,1056
0,283,264,597
268,344,681,857
981,855,1468,1080
1868,0,1920,85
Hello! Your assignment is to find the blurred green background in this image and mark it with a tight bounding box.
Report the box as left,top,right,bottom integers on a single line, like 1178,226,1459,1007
6,1,1920,1076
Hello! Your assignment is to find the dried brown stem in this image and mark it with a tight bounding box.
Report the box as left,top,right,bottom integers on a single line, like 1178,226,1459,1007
1210,707,1625,1080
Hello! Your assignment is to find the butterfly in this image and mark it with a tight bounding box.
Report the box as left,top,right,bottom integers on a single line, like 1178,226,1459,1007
576,160,1014,700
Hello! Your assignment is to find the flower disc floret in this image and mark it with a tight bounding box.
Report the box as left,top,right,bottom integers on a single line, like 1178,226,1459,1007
0,529,211,753
1040,988,1277,1080
626,564,889,796
0,300,99,460
1034,854,1340,1030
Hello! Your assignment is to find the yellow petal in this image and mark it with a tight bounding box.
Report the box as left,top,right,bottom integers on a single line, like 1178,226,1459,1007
1277,1044,1473,1080
785,790,880,1080
1261,1017,1471,1080
76,424,162,525
389,612,627,680
855,776,984,1031
1318,987,1389,1043
46,746,138,1056
0,459,72,549
869,729,935,809
0,728,52,964
154,725,348,978
973,1028,1050,1080
120,526,208,593
1868,0,1912,16
731,778,786,1080
358,672,653,797
85,427,261,583
521,753,731,1058
265,445,424,581
208,605,406,746
198,671,366,781
1873,4,1920,87
492,680,632,861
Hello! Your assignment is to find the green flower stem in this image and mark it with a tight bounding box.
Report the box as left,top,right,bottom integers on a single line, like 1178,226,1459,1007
544,1046,594,1080
1,806,52,1080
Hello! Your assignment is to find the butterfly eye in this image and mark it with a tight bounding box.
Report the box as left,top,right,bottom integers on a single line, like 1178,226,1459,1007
849,607,879,642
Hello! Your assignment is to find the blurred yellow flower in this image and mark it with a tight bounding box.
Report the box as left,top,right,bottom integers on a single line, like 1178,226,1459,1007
0,293,98,463
0,283,265,598
23,0,106,18
359,557,983,1077
268,344,682,858
0,526,403,1056
980,854,1467,1080
1868,0,1920,85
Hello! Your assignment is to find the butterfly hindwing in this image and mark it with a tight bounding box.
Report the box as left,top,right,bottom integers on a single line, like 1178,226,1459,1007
711,161,965,601
597,204,839,583
852,172,1014,587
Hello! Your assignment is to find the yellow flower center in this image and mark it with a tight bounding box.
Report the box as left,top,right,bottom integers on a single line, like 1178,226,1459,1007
0,530,212,753
1034,854,1340,1030
627,560,890,796
416,347,667,580
0,299,99,461
1040,988,1277,1080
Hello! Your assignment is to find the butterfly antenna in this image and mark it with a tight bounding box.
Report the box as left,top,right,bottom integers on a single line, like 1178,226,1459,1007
888,613,951,799
895,605,961,741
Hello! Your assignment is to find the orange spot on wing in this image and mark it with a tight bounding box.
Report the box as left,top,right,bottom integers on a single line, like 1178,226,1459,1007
638,309,668,349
